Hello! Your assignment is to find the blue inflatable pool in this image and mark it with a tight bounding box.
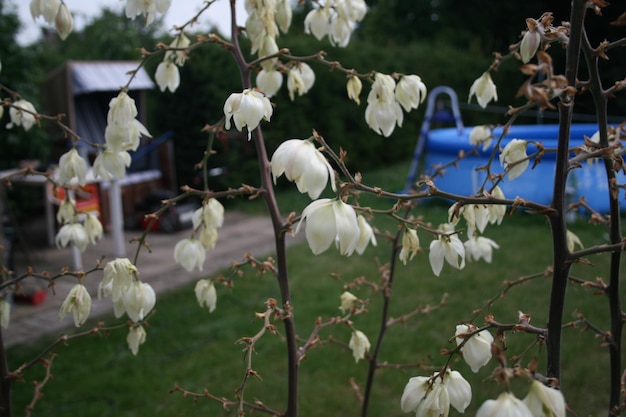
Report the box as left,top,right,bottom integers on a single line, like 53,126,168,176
422,123,622,212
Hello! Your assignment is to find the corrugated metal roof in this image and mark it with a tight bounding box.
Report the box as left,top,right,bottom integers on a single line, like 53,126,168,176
70,61,154,95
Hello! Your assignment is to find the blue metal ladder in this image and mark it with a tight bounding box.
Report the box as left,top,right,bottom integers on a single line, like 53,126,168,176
402,86,465,193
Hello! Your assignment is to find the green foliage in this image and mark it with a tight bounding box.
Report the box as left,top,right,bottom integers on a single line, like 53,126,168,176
7,196,614,416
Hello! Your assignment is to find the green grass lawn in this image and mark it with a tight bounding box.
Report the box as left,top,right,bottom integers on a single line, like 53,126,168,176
7,160,623,417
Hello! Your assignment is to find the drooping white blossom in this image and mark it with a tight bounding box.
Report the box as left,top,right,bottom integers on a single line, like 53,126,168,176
155,61,180,93
55,223,89,252
297,199,360,256
304,5,330,40
523,380,566,417
165,33,191,66
348,329,370,363
464,235,499,263
256,69,283,98
399,228,420,265
287,63,316,101
191,200,223,250
469,125,493,151
469,72,498,109
275,0,292,33
355,215,377,255
123,281,156,322
488,186,507,225
271,139,336,199
223,89,273,139
57,148,88,186
93,149,132,180
194,279,217,312
428,223,465,276
455,324,494,372
127,324,147,355
329,15,353,47
59,283,92,327
30,0,60,23
339,291,357,313
7,99,37,131
84,214,103,244
365,73,403,137
500,139,529,180
520,21,541,64
99,258,137,317
476,392,534,417
395,75,427,112
56,198,75,224
174,238,206,271
107,92,138,126
104,120,148,152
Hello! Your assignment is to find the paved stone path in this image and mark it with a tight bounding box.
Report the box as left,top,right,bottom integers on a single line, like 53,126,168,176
5,212,304,348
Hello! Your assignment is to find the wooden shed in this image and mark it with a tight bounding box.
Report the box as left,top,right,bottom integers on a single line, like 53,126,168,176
41,61,176,234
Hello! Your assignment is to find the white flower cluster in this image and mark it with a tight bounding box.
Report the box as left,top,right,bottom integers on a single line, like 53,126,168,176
365,73,427,137
97,258,157,355
94,92,151,180
401,370,472,417
174,198,225,272
304,0,367,47
30,0,73,40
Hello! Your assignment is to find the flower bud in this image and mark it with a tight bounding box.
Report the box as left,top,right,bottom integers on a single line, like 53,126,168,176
346,75,362,105
355,215,377,255
55,2,73,40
